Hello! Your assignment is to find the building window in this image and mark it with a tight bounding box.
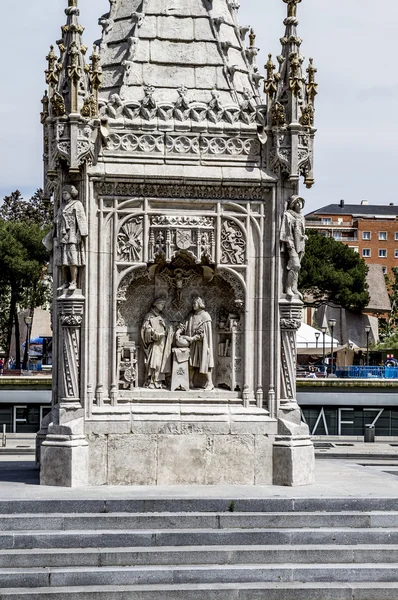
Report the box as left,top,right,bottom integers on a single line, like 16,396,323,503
321,218,332,225
395,249,398,258
362,249,371,257
382,266,388,275
362,231,371,240
333,231,342,240
395,232,398,241
350,247,359,253
379,232,387,240
379,249,387,258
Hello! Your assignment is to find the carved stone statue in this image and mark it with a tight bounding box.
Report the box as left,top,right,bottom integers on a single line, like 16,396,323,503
56,185,88,291
184,296,214,391
280,195,307,299
141,297,173,389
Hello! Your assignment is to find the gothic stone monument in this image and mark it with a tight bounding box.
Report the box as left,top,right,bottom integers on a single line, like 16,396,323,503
38,0,318,487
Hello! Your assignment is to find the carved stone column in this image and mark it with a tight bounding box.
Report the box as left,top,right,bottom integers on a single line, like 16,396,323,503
40,290,88,487
59,292,84,403
273,298,315,486
279,298,302,411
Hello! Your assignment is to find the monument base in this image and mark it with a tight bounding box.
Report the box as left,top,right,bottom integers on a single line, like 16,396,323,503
40,434,89,487
273,435,315,486
86,403,277,486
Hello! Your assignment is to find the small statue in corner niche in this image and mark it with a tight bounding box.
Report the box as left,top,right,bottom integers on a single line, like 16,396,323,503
280,195,307,300
141,297,173,389
56,185,88,291
183,296,215,391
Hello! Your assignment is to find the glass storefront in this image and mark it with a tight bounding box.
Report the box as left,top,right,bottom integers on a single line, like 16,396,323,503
302,406,398,437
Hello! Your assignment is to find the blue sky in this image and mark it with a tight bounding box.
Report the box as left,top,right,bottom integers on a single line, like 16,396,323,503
1,0,397,213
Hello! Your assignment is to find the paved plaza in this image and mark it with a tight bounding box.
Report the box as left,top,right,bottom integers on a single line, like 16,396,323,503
0,454,397,501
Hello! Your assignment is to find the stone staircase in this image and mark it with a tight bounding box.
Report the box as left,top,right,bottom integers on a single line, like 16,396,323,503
0,498,398,599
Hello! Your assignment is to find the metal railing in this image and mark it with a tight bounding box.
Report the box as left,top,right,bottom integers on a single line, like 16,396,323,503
298,365,398,379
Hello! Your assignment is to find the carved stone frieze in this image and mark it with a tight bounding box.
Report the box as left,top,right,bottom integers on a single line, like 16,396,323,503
106,133,164,153
104,132,261,158
98,94,266,129
95,182,268,201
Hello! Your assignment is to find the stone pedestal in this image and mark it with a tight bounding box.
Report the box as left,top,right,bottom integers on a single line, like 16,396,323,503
275,298,315,486
86,403,277,486
273,435,315,486
40,434,88,487
39,291,88,487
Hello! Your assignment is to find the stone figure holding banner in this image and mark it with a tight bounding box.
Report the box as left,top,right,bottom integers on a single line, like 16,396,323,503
141,297,173,389
56,185,88,291
280,195,307,299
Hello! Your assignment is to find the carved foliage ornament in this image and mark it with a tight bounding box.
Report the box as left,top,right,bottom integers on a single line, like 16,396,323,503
280,318,301,330
95,182,268,201
60,314,83,327
221,221,246,265
98,93,265,127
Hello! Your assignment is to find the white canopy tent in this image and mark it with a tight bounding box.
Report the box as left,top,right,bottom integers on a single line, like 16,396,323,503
296,323,339,355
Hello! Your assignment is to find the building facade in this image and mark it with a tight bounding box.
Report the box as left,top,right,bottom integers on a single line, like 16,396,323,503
306,201,398,276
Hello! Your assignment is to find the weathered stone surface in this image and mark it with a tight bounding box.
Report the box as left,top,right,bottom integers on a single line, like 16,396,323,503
157,435,207,484
273,437,315,487
87,434,107,486
107,435,157,485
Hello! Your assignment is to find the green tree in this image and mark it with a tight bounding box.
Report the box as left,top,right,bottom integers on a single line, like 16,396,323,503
0,189,53,367
0,189,51,227
375,267,398,347
299,231,370,312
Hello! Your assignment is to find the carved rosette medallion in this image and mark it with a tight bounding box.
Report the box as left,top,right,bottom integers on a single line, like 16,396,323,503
58,295,85,402
280,300,302,402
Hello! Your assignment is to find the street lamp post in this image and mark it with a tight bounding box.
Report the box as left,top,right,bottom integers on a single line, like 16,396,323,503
321,326,327,376
365,325,371,367
24,315,32,374
328,318,337,376
315,332,320,348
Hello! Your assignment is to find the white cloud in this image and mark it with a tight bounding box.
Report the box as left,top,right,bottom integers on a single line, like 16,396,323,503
1,0,397,211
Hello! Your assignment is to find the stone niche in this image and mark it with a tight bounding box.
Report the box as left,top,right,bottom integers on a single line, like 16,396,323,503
116,253,245,396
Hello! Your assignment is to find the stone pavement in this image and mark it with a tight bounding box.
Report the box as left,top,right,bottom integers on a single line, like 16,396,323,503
0,454,398,500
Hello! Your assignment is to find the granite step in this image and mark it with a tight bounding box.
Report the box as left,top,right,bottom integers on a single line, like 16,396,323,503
3,527,398,549
1,563,398,588
0,497,398,514
2,582,398,600
1,544,397,568
1,511,398,531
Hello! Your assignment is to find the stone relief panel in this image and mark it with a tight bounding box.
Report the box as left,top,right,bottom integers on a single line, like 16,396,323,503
149,215,215,263
221,220,246,265
117,217,143,262
116,258,244,392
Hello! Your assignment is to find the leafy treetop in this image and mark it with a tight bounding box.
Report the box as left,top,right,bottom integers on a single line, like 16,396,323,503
299,230,370,312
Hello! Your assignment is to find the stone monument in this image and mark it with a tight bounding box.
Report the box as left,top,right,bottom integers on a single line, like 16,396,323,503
38,0,318,487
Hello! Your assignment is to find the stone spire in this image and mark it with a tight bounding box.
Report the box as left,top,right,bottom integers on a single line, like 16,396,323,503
42,0,101,180
265,0,317,188
96,0,265,129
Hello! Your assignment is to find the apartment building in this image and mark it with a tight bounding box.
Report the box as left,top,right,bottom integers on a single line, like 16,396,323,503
306,200,398,276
